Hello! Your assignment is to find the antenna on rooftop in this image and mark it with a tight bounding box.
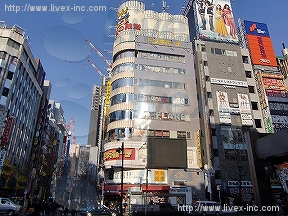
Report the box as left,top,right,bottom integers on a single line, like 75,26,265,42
162,0,169,12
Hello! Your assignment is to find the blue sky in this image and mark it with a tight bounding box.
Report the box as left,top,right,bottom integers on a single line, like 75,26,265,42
1,0,287,145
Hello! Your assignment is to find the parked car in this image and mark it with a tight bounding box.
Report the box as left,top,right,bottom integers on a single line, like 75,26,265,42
0,197,22,216
77,205,118,216
193,201,222,215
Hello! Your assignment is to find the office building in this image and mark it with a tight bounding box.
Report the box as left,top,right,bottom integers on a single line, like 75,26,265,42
185,0,260,202
103,0,205,205
0,22,47,197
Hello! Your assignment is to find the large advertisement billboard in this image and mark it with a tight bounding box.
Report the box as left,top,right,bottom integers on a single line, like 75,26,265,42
243,20,277,67
194,0,238,43
246,35,277,66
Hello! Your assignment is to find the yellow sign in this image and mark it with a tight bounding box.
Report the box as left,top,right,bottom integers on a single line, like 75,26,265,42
147,37,181,47
196,130,203,168
105,81,112,116
105,81,111,105
154,170,166,182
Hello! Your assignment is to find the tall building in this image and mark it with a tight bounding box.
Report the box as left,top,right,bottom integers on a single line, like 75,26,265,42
0,22,46,196
103,0,205,206
185,0,288,203
88,85,102,148
238,19,288,200
238,19,288,133
185,0,260,203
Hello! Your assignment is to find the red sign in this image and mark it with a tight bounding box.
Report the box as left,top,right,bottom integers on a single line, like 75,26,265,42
116,23,141,35
263,78,286,90
2,117,14,143
104,148,135,161
246,34,277,66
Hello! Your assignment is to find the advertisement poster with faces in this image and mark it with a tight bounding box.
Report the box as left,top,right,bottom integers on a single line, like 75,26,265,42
237,93,253,126
195,0,238,43
216,91,231,124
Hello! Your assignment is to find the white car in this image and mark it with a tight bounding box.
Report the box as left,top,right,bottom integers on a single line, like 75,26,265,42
0,198,22,216
193,201,222,215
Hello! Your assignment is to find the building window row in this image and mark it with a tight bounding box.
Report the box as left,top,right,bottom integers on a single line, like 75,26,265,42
7,38,21,50
107,128,190,141
137,50,185,63
114,50,135,61
112,62,186,76
109,110,133,123
109,109,190,123
112,77,187,91
221,126,246,146
210,47,238,57
110,93,189,106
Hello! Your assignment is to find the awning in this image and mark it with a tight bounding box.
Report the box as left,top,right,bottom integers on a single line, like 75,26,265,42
103,184,170,194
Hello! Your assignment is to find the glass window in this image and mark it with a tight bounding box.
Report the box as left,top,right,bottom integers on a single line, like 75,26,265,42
163,81,172,88
0,51,6,60
215,48,222,55
112,78,133,90
111,94,134,106
7,39,20,50
245,71,252,78
174,82,185,90
7,71,13,80
242,56,249,64
248,86,255,93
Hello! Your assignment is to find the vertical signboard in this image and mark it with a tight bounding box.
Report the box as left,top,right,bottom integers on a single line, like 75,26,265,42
237,93,253,126
0,149,6,176
216,91,231,124
105,81,112,117
0,105,8,136
194,0,238,43
196,130,203,168
243,20,277,67
2,117,14,143
254,70,274,133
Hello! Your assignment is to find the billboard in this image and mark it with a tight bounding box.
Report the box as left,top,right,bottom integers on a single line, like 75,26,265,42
194,0,238,43
216,91,231,124
246,35,277,66
147,138,187,169
243,20,277,67
243,20,270,37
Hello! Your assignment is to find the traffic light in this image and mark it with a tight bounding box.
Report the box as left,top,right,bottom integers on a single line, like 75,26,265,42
107,168,114,180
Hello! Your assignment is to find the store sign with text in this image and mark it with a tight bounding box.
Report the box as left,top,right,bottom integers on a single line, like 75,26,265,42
104,148,135,161
116,7,141,35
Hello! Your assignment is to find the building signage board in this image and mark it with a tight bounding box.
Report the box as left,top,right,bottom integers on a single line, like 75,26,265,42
0,149,6,176
2,117,14,143
216,91,231,124
243,20,277,67
243,20,270,37
137,111,190,122
154,170,166,182
104,148,135,161
237,93,253,126
194,0,238,43
211,78,248,87
246,35,277,67
196,130,203,168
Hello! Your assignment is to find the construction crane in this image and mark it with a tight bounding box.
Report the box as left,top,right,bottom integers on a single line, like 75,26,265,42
87,59,105,77
85,38,113,69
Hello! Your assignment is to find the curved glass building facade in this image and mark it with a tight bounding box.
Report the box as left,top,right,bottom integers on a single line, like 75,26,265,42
103,0,205,203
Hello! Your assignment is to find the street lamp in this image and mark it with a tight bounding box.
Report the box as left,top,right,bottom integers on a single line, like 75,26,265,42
138,143,149,215
116,142,124,216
